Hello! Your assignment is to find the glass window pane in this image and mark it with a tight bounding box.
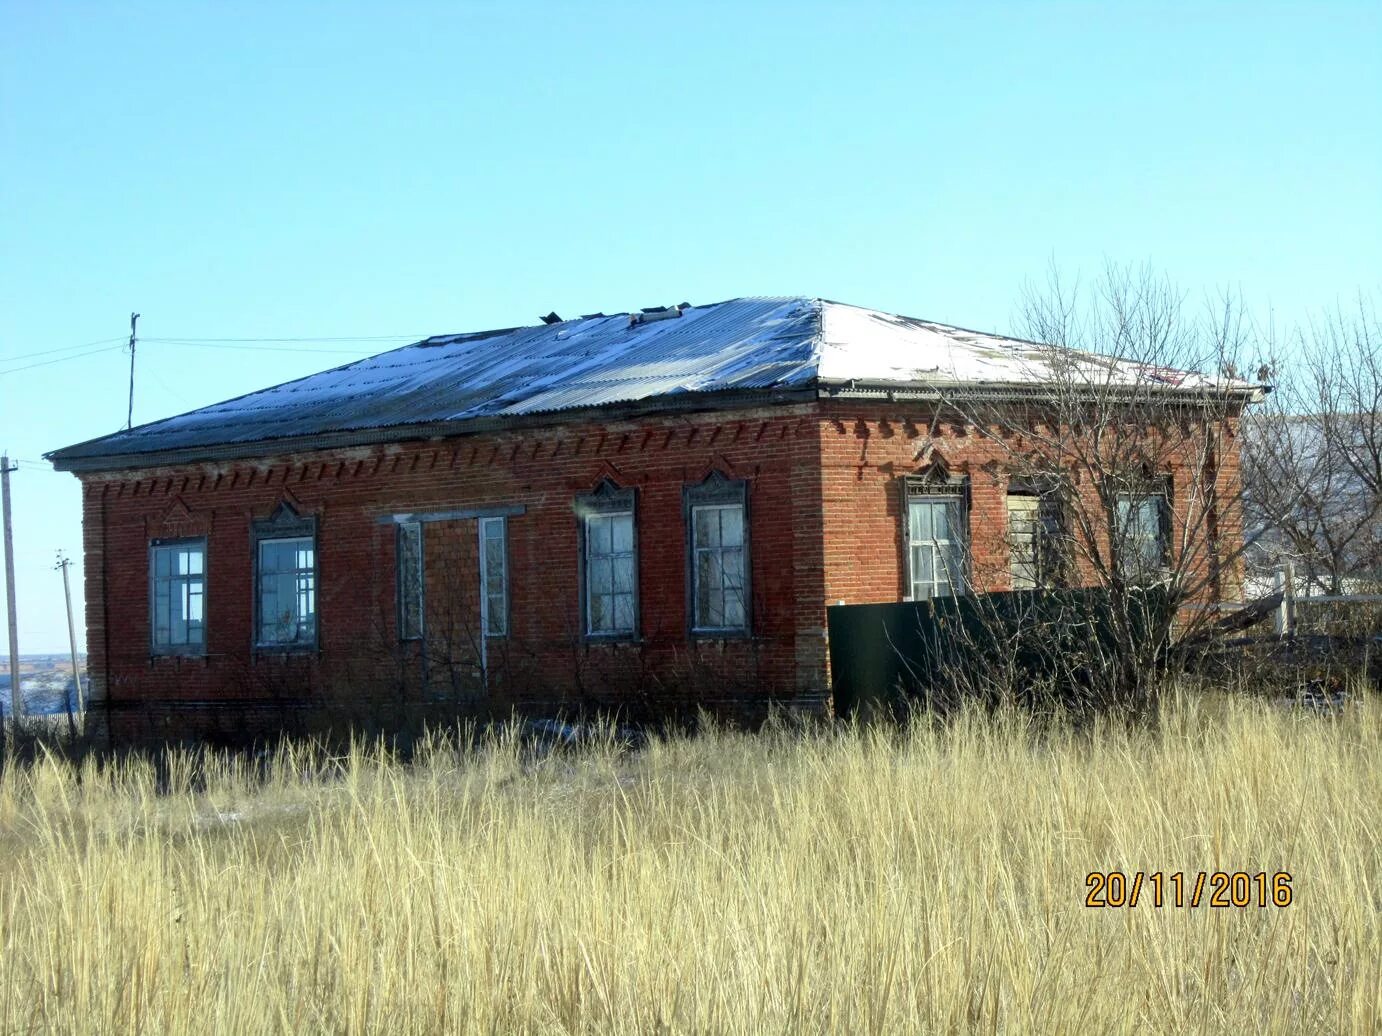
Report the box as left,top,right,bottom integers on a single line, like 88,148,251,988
152,543,207,650
1141,498,1160,537
721,548,743,589
694,508,718,548
910,502,932,542
613,594,634,632
613,555,634,593
485,535,504,574
915,546,934,585
698,582,722,628
932,502,951,541
698,550,721,591
399,522,423,639
589,592,607,632
941,542,964,583
723,594,745,629
719,506,743,547
258,537,314,643
612,513,633,553
259,541,281,575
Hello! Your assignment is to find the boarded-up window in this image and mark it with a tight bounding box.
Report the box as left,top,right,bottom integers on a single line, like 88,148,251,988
1008,492,1065,589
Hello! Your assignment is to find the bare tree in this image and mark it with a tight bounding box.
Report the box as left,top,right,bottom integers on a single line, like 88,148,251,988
915,262,1267,715
1243,294,1382,595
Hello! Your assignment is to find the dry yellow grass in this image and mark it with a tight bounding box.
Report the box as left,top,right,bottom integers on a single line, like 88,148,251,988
0,693,1378,1034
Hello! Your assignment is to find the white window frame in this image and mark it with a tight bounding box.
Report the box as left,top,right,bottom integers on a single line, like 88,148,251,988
1115,490,1170,583
256,536,317,648
902,476,967,601
689,504,748,632
576,480,639,640
397,521,424,641
252,504,318,651
149,538,206,655
684,472,750,637
478,516,508,638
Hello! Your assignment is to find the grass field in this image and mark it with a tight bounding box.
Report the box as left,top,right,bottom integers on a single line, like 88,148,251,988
0,692,1377,1034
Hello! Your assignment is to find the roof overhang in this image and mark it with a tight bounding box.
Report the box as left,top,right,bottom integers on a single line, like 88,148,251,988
49,376,1270,476
816,377,1270,406
46,386,819,474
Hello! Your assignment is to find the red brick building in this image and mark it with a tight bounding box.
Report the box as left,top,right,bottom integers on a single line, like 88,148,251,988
47,297,1263,739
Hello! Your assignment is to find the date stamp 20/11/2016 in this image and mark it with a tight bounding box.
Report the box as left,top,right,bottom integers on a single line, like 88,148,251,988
1085,871,1293,909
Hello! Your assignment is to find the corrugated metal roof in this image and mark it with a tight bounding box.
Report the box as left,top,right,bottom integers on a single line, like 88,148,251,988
46,296,1262,470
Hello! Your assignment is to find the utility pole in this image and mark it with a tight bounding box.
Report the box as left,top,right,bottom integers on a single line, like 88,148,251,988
56,553,84,720
126,311,140,430
1,455,20,722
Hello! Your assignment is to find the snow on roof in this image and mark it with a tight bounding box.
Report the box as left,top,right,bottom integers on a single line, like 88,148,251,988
47,296,1259,470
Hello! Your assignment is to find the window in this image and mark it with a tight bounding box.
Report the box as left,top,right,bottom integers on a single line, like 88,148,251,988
479,516,508,637
903,476,966,600
257,538,316,645
1115,491,1170,582
253,504,317,649
397,521,423,640
150,539,205,654
1008,490,1065,589
577,481,637,638
684,472,749,635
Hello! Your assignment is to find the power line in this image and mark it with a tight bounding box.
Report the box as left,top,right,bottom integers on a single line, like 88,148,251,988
0,343,127,376
0,330,423,377
143,334,423,344
153,340,385,355
2,336,126,363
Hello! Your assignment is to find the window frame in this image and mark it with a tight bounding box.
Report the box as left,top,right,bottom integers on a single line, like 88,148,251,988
478,515,509,639
1114,486,1172,583
900,473,969,601
683,472,751,638
576,480,639,641
396,520,424,642
251,505,318,652
148,536,208,657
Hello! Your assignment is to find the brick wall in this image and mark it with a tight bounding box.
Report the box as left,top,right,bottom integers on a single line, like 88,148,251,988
77,397,1247,741
816,402,1248,606
80,404,826,738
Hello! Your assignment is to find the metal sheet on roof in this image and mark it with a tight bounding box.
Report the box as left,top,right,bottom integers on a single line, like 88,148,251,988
47,295,1257,468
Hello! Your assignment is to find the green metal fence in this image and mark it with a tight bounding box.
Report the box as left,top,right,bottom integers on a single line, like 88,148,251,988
827,588,1171,718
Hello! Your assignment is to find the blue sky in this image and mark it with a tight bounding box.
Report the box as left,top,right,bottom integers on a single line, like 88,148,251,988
2,1,1379,653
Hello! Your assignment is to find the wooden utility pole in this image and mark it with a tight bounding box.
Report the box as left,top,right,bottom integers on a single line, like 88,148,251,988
126,311,140,429
56,553,84,717
1,455,20,721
